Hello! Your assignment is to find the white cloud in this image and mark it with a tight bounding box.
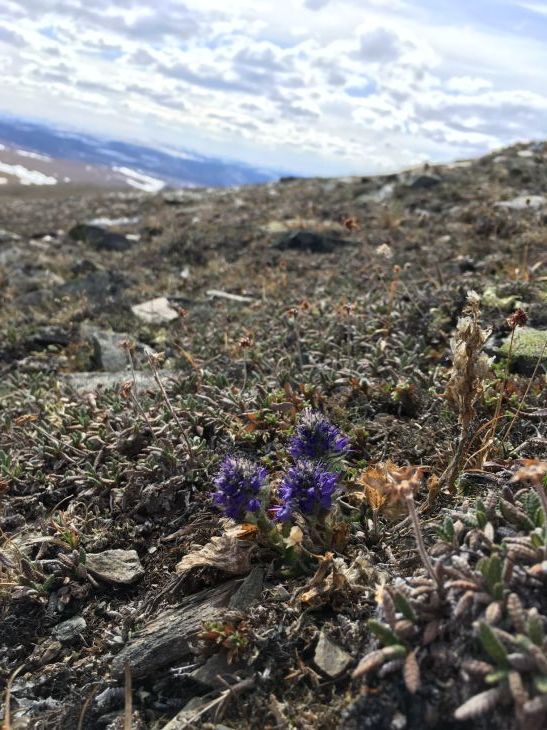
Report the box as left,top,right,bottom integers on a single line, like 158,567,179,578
0,0,546,175
519,2,547,16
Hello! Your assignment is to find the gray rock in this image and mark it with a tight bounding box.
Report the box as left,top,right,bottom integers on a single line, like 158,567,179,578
408,174,441,190
190,652,244,689
86,549,144,585
0,228,21,243
131,297,179,324
275,229,351,253
57,270,127,301
313,631,352,678
0,245,23,266
68,223,132,251
26,326,71,349
495,195,545,211
80,325,130,372
53,616,86,642
64,371,173,393
228,567,263,611
111,580,236,678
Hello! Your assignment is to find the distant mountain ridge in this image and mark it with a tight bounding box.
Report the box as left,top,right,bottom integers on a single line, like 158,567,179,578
0,116,279,191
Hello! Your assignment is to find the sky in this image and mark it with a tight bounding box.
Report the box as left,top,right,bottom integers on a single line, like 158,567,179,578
0,0,546,175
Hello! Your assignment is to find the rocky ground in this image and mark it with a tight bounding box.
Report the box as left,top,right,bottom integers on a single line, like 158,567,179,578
0,142,546,730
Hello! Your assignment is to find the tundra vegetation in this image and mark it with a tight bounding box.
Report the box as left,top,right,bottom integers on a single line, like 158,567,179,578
0,141,546,728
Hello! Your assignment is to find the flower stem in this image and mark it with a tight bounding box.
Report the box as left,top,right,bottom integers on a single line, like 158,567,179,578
405,494,437,584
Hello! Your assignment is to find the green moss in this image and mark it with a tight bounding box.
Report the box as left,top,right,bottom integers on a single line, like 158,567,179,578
500,327,547,374
482,285,518,311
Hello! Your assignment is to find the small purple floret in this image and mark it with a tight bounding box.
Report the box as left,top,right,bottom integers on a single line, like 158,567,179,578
274,459,338,522
212,456,267,521
289,409,349,460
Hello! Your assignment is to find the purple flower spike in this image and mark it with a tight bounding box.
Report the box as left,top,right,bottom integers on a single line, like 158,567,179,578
212,456,267,521
274,459,338,522
289,409,349,460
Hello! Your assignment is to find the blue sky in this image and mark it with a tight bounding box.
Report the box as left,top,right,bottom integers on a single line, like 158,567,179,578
0,0,546,175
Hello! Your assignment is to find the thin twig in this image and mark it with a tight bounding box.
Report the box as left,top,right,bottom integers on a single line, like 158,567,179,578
77,684,100,730
503,340,547,444
3,663,25,730
405,495,437,585
148,357,193,458
124,662,133,730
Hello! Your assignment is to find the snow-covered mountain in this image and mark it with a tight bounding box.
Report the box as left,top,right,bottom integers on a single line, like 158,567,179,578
0,116,279,191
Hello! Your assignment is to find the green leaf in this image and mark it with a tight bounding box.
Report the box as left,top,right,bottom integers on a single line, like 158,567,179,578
443,517,455,541
499,499,535,531
485,670,509,685
479,622,509,668
368,619,401,647
479,554,502,596
393,592,416,622
527,615,544,647
476,500,487,528
533,675,547,693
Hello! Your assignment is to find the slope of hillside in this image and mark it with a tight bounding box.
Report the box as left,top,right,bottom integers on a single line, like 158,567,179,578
0,116,278,191
0,140,546,730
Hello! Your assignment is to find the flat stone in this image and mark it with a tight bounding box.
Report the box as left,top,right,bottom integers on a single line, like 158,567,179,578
111,581,236,679
131,297,179,324
64,371,172,393
206,289,254,303
53,616,86,642
495,195,545,211
85,549,144,585
313,631,352,678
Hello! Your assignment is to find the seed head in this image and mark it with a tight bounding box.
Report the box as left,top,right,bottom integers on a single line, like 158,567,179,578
507,308,527,330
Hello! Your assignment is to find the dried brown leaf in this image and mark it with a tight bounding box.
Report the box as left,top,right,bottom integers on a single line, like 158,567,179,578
175,532,254,576
352,645,406,679
403,650,420,694
454,687,504,721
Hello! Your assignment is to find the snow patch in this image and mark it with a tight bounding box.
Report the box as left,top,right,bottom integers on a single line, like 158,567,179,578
0,162,57,185
16,149,52,161
88,216,140,227
113,166,165,193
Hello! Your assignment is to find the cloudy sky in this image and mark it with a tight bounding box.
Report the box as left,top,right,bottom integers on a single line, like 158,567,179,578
0,0,546,175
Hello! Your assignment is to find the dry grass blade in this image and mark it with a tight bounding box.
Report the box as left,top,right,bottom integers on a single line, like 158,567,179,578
2,663,25,730
124,662,133,730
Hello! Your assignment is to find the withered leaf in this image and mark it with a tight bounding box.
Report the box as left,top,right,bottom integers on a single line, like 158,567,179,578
175,532,254,576
403,650,420,694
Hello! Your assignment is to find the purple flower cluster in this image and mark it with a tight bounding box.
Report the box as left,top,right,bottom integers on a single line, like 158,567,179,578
212,455,267,520
273,459,338,522
289,409,349,461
